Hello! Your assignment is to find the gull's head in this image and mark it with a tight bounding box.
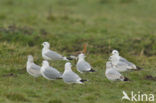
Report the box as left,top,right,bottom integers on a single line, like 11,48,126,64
28,55,33,62
65,62,72,70
112,50,119,55
42,60,49,67
78,53,85,59
106,61,112,69
42,42,50,48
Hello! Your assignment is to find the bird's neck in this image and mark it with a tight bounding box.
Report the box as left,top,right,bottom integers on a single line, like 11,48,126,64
27,61,33,64
43,64,49,68
114,54,120,59
42,47,49,51
111,54,120,65
115,53,119,57
65,67,72,72
78,58,84,62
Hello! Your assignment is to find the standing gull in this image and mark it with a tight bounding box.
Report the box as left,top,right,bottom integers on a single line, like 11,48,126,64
105,61,129,81
26,55,41,77
109,50,142,72
62,62,87,84
76,53,95,73
42,42,71,61
40,60,62,80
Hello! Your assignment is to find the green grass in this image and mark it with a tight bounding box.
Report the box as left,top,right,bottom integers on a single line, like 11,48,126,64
0,0,156,103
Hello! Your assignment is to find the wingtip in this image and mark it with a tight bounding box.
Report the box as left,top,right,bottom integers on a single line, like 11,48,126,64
89,69,96,72
63,57,73,61
66,57,73,60
124,77,129,81
80,79,88,83
136,66,143,70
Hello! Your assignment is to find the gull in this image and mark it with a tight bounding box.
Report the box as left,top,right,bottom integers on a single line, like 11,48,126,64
109,50,142,72
42,42,71,61
76,53,95,73
105,61,129,81
40,60,62,80
26,55,41,77
62,62,87,84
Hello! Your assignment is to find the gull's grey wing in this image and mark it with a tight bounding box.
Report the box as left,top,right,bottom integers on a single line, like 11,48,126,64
31,63,41,71
29,63,41,75
107,69,121,79
119,56,134,66
77,61,91,72
27,63,41,77
63,72,80,83
45,50,63,60
43,67,62,79
115,62,129,72
117,61,129,68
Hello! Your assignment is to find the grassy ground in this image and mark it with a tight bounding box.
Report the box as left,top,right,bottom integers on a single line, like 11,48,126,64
0,0,156,103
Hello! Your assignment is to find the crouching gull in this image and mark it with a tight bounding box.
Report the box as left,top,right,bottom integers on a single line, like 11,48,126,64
109,50,143,72
76,53,95,73
105,61,129,81
62,62,87,84
42,42,72,61
40,60,62,80
26,55,41,77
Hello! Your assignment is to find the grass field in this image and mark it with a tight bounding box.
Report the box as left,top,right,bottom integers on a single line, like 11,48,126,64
0,0,156,103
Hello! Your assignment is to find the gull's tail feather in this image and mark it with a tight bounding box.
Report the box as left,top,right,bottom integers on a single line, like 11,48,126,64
80,79,87,83
67,57,73,60
124,77,129,81
136,66,143,70
63,57,73,61
89,68,96,72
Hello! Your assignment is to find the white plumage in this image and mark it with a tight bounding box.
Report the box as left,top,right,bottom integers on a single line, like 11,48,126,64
42,42,68,61
40,60,62,80
105,61,128,81
109,50,139,72
62,62,86,84
76,53,95,73
26,55,41,77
